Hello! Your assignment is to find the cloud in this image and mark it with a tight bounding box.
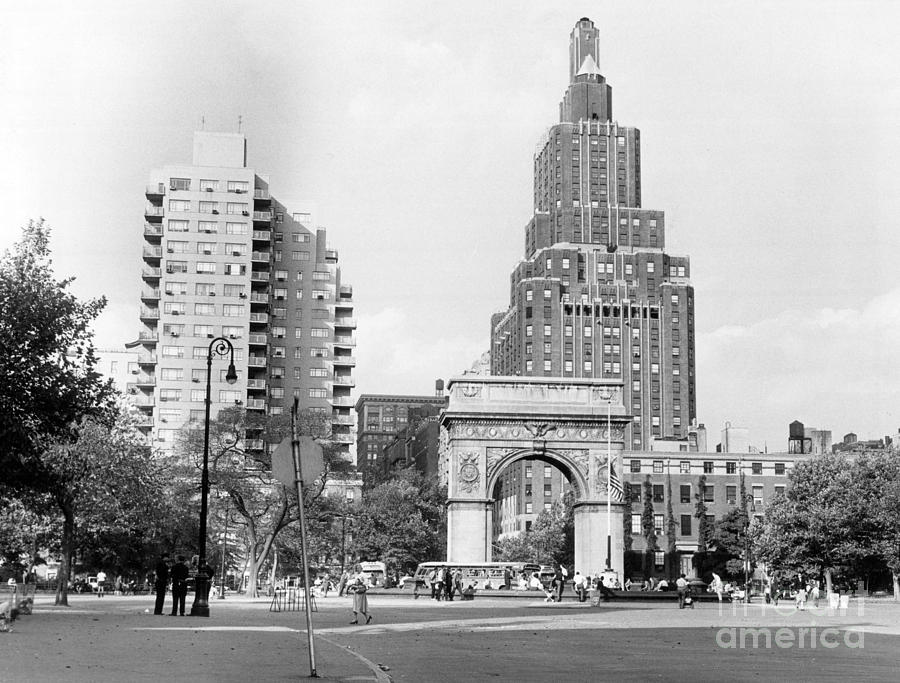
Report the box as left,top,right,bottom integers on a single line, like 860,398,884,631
696,287,900,450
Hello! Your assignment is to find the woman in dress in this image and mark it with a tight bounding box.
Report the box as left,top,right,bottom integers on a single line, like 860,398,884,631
349,565,372,625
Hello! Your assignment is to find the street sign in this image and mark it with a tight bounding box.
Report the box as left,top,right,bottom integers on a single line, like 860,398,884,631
271,436,325,487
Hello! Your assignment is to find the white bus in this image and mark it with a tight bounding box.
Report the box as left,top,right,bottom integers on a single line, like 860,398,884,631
359,561,387,587
411,561,541,591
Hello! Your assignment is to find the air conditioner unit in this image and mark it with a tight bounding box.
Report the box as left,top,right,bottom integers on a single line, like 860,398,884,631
192,378,200,383
229,334,237,339
160,396,168,402
212,210,219,214
233,251,241,256
204,249,212,254
242,211,250,216
166,248,174,253
207,333,214,338
171,332,179,337
164,290,173,295
172,310,179,315
275,295,284,300
209,292,216,296
276,334,284,339
239,293,247,298
205,187,214,192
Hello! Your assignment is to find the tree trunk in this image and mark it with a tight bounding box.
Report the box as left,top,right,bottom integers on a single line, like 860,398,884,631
824,568,833,594
55,505,74,606
892,572,899,602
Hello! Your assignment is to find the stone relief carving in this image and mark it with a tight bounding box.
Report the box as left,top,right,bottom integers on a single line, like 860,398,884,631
457,450,480,493
485,447,519,479
459,383,482,398
523,422,553,438
556,449,589,476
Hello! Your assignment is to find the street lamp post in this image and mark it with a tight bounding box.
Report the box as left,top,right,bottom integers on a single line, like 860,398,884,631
219,502,229,600
190,337,237,617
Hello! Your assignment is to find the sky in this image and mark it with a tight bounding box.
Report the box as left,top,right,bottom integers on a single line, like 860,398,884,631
2,1,899,452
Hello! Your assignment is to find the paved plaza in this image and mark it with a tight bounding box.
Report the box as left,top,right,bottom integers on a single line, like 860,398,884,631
2,593,898,682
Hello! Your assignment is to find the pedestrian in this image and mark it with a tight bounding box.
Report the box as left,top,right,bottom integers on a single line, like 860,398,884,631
337,570,349,597
596,576,613,602
96,570,107,597
348,565,372,625
153,553,171,615
503,566,511,590
711,572,724,603
555,565,566,602
624,577,633,591
573,572,585,602
170,555,189,616
675,574,689,609
795,584,808,611
115,575,123,596
433,567,445,602
811,579,820,608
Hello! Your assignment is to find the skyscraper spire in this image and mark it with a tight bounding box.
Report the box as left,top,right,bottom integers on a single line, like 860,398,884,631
569,17,601,83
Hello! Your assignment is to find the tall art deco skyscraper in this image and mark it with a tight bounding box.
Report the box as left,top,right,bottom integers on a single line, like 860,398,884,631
491,18,696,450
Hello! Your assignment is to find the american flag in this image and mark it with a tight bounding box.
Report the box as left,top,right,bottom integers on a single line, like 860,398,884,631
608,462,624,502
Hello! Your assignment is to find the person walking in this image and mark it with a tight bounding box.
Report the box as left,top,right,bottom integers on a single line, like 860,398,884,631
337,570,350,597
96,570,107,597
675,574,689,609
169,555,189,616
153,553,171,615
348,566,372,625
555,566,566,602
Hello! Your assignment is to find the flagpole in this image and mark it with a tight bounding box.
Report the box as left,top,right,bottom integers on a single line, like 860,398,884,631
606,395,612,571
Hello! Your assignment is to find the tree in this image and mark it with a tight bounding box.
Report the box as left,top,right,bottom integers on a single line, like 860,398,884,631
494,492,575,568
349,467,446,573
622,482,633,552
641,476,658,577
0,219,115,490
710,507,751,579
42,413,165,605
665,471,677,576
694,475,710,552
178,406,349,597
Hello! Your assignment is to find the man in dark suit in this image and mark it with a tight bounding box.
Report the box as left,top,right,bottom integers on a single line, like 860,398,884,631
153,553,171,615
170,555,189,616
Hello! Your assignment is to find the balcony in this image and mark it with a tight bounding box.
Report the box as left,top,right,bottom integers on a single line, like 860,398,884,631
140,288,160,302
131,373,156,386
325,249,338,261
133,415,155,428
144,223,163,239
131,395,155,407
331,354,356,366
251,251,271,263
248,334,267,345
329,397,353,407
144,205,164,221
142,267,162,281
334,317,357,329
249,313,268,324
245,439,265,450
139,307,160,321
142,246,163,261
331,432,354,444
332,376,355,387
332,415,355,426
250,272,269,283
252,211,272,223
248,356,267,368
246,378,267,390
137,353,157,364
246,398,266,410
138,331,158,343
252,230,271,242
146,183,166,198
250,292,269,304
253,188,270,201
333,336,356,347
339,284,353,298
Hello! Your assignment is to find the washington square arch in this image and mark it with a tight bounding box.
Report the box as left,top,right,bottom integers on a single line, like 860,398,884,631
439,376,631,578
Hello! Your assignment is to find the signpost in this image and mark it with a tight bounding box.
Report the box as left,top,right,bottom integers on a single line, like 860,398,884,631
272,399,324,678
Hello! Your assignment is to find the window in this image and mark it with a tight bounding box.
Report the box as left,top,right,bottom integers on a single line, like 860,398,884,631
775,462,785,475
774,485,785,497
562,258,570,269
310,347,328,358
226,222,247,235
308,388,327,398
671,294,679,305
526,289,533,301
168,199,190,212
653,514,663,535
160,368,183,381
544,288,552,299
525,325,533,337
629,484,642,502
223,284,244,297
704,486,715,503
294,289,304,300
631,514,642,534
525,465,532,478
274,270,288,281
195,282,214,296
726,485,737,505
225,243,244,256
222,326,242,338
703,461,714,474
313,271,330,281
680,515,692,536
311,328,329,338
170,178,191,191
168,219,189,232
163,302,185,314
544,324,552,337
679,461,690,474
543,360,551,372
291,232,311,243
224,263,246,275
196,262,216,274
647,262,655,273
219,390,241,403
226,202,249,215
312,290,329,300
680,484,691,504
526,502,534,514
752,462,763,475
525,359,533,372
752,485,764,506
546,258,552,269
166,240,188,253
583,325,592,337
199,201,218,214
199,179,218,192
630,459,641,473
227,180,249,193
197,242,216,254
723,461,736,475
198,221,218,234
652,460,663,474
309,368,328,377
159,388,182,401
161,346,184,358
292,251,310,261
652,485,664,503
194,303,215,316
165,281,187,295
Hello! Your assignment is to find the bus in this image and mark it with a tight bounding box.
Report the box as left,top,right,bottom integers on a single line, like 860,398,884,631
411,561,541,591
359,561,387,587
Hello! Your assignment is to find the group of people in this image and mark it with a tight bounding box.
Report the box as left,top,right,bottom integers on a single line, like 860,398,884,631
421,566,467,601
153,552,214,616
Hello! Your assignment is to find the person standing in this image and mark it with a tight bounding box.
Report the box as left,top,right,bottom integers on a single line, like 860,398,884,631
170,555,189,616
337,570,350,597
554,566,566,602
153,553,171,615
675,574,689,609
348,566,372,625
96,570,107,598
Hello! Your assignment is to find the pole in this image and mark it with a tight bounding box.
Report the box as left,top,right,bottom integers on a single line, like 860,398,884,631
190,347,214,617
219,505,227,600
292,397,317,678
605,395,612,571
